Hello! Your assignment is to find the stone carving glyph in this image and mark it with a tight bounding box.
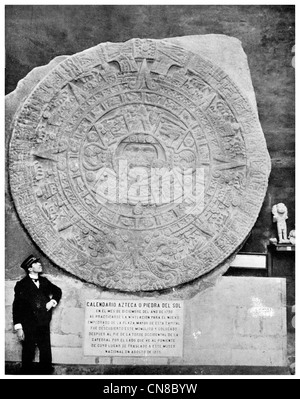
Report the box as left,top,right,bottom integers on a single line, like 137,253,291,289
8,39,271,291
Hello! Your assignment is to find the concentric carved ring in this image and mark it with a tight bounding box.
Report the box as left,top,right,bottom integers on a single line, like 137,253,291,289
9,39,271,291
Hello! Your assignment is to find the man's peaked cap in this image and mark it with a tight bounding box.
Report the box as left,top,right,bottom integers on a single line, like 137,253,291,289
20,255,40,271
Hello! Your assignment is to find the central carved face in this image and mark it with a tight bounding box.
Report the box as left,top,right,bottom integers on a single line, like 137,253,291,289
116,133,166,167
124,143,157,164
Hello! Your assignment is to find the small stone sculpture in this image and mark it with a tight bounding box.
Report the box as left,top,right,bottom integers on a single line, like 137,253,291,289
288,230,295,245
272,203,289,243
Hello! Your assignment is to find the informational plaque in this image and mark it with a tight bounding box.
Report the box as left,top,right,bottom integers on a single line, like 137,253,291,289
84,299,184,357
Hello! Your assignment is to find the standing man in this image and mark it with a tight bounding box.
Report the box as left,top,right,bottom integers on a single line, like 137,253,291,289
12,255,62,374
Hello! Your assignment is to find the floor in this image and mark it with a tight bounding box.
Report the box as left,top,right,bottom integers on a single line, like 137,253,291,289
5,361,291,376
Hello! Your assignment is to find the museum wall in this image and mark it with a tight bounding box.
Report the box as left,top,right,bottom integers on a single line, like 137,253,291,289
5,5,294,367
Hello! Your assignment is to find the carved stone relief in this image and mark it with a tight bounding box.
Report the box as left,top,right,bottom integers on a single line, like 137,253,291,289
8,39,271,291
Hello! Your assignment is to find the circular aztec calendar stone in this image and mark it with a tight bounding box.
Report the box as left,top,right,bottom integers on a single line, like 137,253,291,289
9,39,271,291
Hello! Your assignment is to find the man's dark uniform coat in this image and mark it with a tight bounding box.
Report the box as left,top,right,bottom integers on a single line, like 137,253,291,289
13,275,62,372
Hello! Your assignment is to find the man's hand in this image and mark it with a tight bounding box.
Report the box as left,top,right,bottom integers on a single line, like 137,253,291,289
16,329,25,341
46,300,57,311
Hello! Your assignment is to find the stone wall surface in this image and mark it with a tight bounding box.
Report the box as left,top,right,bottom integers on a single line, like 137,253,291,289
5,276,287,366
